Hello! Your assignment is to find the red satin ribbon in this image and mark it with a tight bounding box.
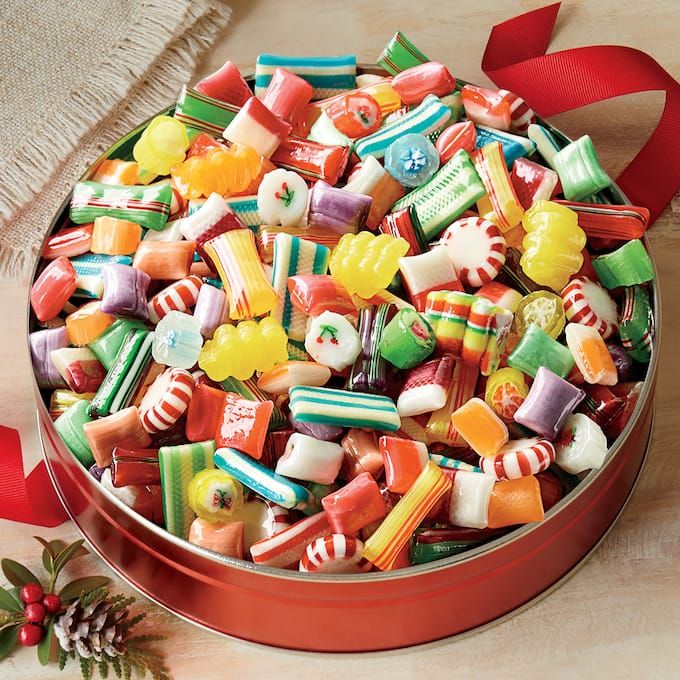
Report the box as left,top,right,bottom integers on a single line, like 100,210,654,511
482,2,680,224
3,4,679,529
0,425,68,527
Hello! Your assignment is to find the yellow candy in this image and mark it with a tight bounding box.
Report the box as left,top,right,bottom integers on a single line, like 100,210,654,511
484,367,528,422
514,291,566,339
133,116,190,176
188,469,244,522
198,317,289,381
520,200,586,291
329,232,409,299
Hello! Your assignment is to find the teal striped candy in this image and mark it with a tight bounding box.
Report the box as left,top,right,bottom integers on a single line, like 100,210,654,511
271,234,330,342
70,181,172,231
159,440,216,538
289,386,400,432
254,54,356,99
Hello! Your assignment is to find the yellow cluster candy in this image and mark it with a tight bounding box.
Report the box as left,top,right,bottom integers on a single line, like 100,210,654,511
170,144,263,199
198,317,288,382
329,232,409,299
133,115,190,176
520,200,586,291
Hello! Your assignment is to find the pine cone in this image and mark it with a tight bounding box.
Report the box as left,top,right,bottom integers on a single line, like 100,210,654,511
54,595,127,662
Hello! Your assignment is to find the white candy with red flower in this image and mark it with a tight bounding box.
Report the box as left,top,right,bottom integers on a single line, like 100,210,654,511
257,168,309,227
304,310,361,371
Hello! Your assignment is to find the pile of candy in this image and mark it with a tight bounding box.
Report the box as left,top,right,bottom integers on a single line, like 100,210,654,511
30,32,655,574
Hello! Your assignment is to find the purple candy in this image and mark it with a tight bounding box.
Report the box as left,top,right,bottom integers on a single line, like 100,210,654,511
514,366,585,440
88,464,107,481
193,283,227,338
307,180,372,233
289,412,343,441
100,264,150,319
30,326,69,388
607,343,636,382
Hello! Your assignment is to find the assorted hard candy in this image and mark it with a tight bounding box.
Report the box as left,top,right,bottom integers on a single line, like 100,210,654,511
30,39,656,574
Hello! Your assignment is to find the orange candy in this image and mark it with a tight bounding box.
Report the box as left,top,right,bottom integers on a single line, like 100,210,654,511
65,302,115,346
132,241,196,280
91,217,142,255
565,322,618,386
171,144,263,199
450,397,509,458
487,475,544,528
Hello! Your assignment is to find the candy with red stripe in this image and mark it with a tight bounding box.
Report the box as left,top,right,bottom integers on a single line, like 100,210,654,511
139,367,195,434
147,275,203,324
479,437,555,480
561,276,618,339
440,217,507,288
503,90,536,132
299,534,372,573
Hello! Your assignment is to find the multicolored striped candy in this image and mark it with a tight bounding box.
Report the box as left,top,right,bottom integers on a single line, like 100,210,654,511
257,225,341,265
479,437,555,480
255,54,357,100
71,253,132,299
271,234,330,341
378,206,425,255
173,86,239,136
425,290,475,356
397,354,455,417
158,439,215,538
224,195,262,229
147,275,203,324
362,461,451,571
440,216,507,288
70,181,172,231
561,276,618,339
474,125,536,167
299,534,372,573
428,453,481,473
139,367,195,434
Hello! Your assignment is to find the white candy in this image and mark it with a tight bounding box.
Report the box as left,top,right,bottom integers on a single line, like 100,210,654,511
257,169,309,227
304,310,361,371
275,433,344,485
179,192,232,241
447,470,495,529
554,413,608,475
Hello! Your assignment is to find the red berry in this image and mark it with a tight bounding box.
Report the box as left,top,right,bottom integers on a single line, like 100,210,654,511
19,583,44,604
316,337,323,343
18,623,44,646
24,602,46,623
42,594,62,615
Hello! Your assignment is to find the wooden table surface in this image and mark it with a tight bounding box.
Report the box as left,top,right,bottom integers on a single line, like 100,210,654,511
2,1,679,677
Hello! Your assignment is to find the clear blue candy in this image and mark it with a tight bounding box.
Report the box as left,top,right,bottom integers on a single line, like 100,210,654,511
152,311,203,368
384,133,440,188
474,125,536,167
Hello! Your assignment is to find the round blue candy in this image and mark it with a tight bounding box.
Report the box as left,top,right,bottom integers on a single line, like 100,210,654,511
384,133,440,188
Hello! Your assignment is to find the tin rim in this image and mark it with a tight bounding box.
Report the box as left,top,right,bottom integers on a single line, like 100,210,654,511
28,65,662,584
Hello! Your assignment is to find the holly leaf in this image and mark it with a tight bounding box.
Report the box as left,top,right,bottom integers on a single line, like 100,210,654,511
52,539,87,575
1,558,41,588
37,616,55,666
59,576,111,603
0,586,21,613
0,623,20,662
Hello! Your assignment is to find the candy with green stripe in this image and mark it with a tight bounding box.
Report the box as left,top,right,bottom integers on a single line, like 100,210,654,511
271,233,330,341
159,440,216,537
70,181,173,231
289,385,400,431
174,86,240,137
392,149,486,242
377,31,431,75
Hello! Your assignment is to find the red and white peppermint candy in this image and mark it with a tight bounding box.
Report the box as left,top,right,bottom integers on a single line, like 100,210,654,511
501,90,536,132
480,437,555,481
299,534,372,574
147,275,203,324
140,367,195,434
561,276,618,339
440,217,507,288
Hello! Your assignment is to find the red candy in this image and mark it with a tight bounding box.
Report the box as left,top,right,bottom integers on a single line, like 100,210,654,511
30,256,77,322
392,61,456,105
434,120,477,164
322,472,386,537
379,436,429,494
42,224,93,259
325,92,382,137
287,274,357,318
195,60,252,106
261,67,314,126
185,382,226,442
270,136,349,185
461,84,511,130
214,392,274,460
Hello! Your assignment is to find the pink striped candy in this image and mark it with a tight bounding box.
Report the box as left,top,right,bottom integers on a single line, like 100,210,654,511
502,90,536,132
440,217,507,288
147,275,203,324
139,367,195,434
561,277,618,340
299,534,372,573
480,437,555,480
